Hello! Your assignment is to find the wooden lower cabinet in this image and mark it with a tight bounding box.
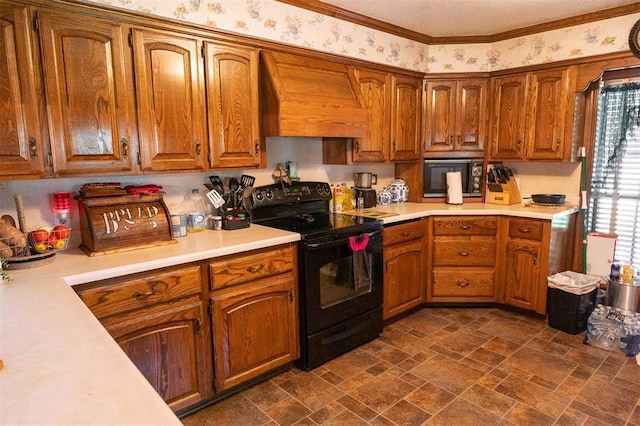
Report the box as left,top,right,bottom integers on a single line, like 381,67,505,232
74,264,212,412
208,244,299,391
383,220,426,320
498,216,576,315
427,216,498,303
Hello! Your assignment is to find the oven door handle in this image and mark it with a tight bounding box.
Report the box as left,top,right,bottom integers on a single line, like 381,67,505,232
305,229,382,249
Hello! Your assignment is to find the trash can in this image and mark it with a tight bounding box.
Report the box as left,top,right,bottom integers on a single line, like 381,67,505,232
547,271,601,334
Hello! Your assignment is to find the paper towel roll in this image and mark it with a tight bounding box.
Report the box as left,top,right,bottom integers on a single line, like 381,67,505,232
446,171,463,205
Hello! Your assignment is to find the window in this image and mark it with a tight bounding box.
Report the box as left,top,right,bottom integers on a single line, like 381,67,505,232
588,82,640,266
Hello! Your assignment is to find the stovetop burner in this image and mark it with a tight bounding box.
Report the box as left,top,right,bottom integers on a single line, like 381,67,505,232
249,181,382,240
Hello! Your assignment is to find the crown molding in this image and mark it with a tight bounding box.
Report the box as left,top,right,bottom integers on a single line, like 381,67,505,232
277,0,640,45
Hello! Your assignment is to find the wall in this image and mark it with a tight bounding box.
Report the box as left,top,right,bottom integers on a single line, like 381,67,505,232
2,0,636,230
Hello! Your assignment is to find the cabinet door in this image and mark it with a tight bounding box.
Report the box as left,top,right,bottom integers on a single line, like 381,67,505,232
133,29,207,172
390,74,421,161
489,74,526,160
0,4,47,178
383,239,424,320
353,68,390,162
104,301,211,412
525,67,574,160
455,78,487,152
211,275,298,391
423,80,456,153
205,42,261,169
504,239,542,313
38,10,134,175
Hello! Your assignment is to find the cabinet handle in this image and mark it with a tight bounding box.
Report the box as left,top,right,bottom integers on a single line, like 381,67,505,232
461,224,471,230
459,251,469,257
133,287,158,299
29,137,38,159
456,280,470,288
121,138,128,158
247,263,265,273
195,140,202,156
518,227,530,233
354,140,360,153
254,140,260,156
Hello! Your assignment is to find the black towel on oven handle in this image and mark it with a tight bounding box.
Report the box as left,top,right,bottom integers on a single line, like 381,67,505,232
349,234,371,290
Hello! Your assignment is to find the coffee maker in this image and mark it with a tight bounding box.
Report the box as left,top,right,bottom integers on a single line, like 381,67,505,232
353,172,377,208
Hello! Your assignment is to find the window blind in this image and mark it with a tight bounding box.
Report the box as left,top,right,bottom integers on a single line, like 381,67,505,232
588,82,640,267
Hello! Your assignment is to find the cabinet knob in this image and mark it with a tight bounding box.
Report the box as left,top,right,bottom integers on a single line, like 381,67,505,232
247,263,265,273
121,138,128,158
28,137,38,159
133,287,158,299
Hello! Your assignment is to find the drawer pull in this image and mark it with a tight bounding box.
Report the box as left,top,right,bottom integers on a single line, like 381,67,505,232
456,281,470,288
459,251,469,257
461,225,471,230
133,287,158,299
247,264,265,273
518,227,530,233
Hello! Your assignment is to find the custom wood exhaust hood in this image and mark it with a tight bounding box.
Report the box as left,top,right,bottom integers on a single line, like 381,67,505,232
260,51,369,138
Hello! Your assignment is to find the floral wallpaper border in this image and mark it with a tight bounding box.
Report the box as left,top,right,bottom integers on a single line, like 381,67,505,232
85,0,639,73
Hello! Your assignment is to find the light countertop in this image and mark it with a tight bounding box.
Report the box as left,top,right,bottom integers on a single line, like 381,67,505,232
0,202,577,425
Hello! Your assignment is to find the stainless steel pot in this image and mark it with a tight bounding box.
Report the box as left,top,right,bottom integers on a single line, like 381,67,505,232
607,279,640,313
354,172,377,189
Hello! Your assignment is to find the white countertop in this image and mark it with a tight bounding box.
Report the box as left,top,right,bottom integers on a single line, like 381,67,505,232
0,202,577,425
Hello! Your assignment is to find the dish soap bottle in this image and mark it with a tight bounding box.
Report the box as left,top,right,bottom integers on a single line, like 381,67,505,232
185,188,208,233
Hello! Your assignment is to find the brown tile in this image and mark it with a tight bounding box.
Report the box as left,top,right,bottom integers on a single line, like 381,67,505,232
410,353,484,394
337,394,378,421
348,372,416,412
404,382,456,414
574,371,640,421
503,401,556,425
460,384,515,416
499,347,577,384
381,399,430,426
425,398,509,425
308,400,345,424
182,393,270,426
279,372,344,411
242,379,290,410
263,397,312,426
495,374,571,418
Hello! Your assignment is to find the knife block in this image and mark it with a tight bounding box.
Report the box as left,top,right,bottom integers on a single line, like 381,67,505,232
487,180,522,205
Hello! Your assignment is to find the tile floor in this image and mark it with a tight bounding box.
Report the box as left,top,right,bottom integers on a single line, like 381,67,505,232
182,307,640,425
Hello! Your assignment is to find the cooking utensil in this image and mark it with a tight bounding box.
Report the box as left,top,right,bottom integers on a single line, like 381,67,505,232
240,174,255,188
531,194,565,205
206,189,226,209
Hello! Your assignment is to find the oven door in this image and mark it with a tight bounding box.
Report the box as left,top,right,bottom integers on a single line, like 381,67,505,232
299,228,383,335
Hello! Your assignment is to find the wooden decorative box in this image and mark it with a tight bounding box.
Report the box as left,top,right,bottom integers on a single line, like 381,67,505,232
77,193,177,256
487,180,522,205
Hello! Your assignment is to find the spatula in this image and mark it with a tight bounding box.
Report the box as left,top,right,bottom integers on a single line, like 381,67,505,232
206,189,225,209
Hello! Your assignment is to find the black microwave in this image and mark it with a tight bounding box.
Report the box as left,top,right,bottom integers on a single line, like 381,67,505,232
423,158,484,198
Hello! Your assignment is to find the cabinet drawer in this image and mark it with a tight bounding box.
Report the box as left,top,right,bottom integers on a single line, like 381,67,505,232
509,219,544,241
76,264,202,319
209,244,295,290
432,268,495,298
383,220,425,246
432,216,497,236
432,240,496,266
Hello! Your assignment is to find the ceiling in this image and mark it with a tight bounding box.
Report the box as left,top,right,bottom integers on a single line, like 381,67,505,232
314,0,640,38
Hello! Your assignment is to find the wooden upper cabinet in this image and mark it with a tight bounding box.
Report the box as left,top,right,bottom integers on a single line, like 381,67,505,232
526,67,577,160
132,28,207,172
423,78,487,156
205,42,262,169
37,10,135,176
390,74,421,161
353,68,391,162
488,74,527,160
0,4,47,178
